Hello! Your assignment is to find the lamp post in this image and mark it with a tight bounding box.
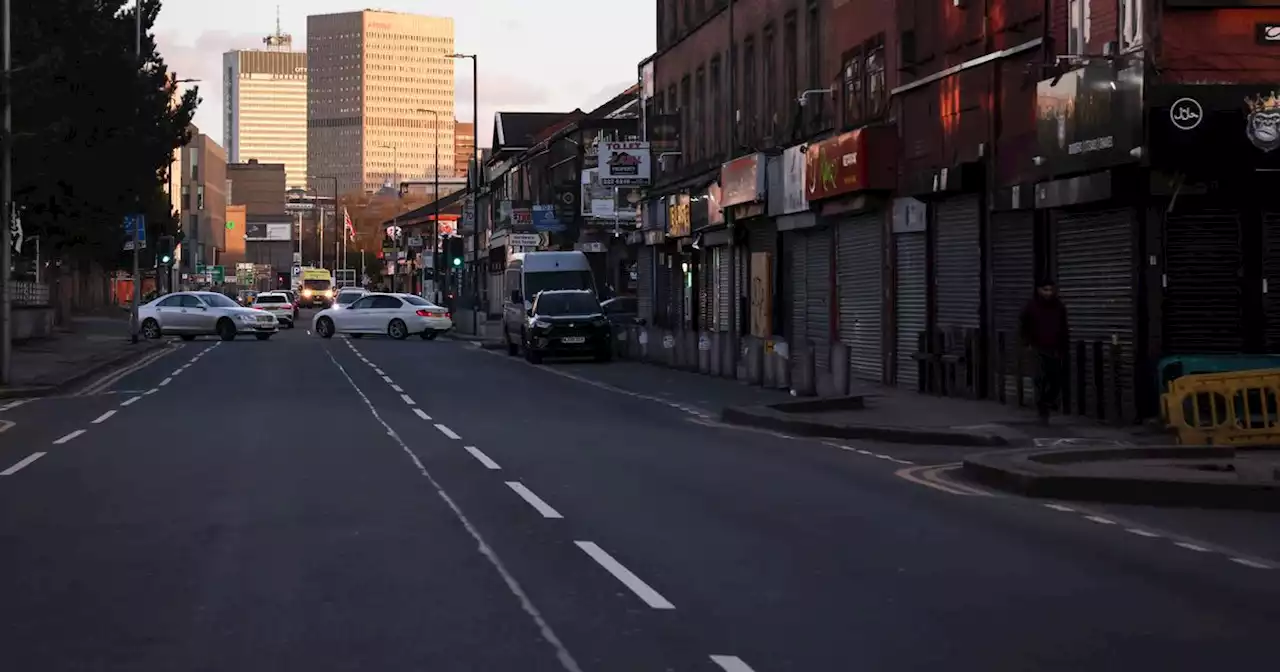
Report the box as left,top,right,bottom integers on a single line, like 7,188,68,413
307,174,338,270
415,107,440,301
448,53,478,332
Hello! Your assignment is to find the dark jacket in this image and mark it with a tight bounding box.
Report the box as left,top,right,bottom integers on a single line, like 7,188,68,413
1020,295,1070,353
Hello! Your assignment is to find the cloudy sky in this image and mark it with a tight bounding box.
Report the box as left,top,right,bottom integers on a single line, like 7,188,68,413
154,0,656,147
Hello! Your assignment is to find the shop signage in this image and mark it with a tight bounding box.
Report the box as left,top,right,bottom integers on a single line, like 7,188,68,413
804,130,868,201
720,153,766,207
511,207,532,228
707,183,724,226
531,204,566,232
781,145,808,214
245,221,292,241
667,194,691,238
644,229,665,245
649,114,681,154
598,141,652,186
1149,84,1280,170
509,233,540,247
1245,91,1280,151
1258,23,1280,45
554,184,578,219
1170,98,1203,131
1034,56,1143,179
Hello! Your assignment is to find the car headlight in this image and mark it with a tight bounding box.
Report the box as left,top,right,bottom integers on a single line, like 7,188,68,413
237,314,257,323
324,290,334,298
303,290,313,297
532,318,551,328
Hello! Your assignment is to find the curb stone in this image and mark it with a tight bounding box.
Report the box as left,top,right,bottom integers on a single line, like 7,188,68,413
720,405,1008,447
0,339,171,399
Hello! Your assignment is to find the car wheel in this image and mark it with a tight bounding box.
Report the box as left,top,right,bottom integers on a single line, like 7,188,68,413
420,331,439,340
216,318,237,341
141,318,162,340
179,334,196,342
255,333,272,341
316,317,335,339
387,319,409,340
351,333,364,339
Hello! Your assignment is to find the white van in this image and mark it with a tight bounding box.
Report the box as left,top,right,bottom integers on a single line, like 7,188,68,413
502,251,596,355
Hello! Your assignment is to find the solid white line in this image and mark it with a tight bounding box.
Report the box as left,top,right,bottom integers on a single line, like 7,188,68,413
1230,557,1271,569
91,410,116,424
412,408,432,420
0,400,27,411
318,346,583,672
391,384,403,392
435,423,461,440
1043,503,1076,512
381,375,393,383
1084,515,1116,525
144,388,158,395
1174,541,1210,552
158,377,172,386
464,445,501,469
1,452,46,476
120,396,142,407
400,393,415,405
575,541,675,609
506,481,563,518
53,429,86,444
710,655,757,672
1125,528,1161,538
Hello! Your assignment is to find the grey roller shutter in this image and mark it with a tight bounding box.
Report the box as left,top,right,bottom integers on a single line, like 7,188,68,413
934,195,982,329
806,227,833,368
716,245,730,331
1056,208,1135,420
748,222,777,336
637,246,653,323
788,230,808,346
837,213,883,381
1163,207,1243,354
895,232,927,390
698,249,712,330
990,212,1034,401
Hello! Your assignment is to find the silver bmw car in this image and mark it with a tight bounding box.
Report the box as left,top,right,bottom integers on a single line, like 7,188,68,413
138,291,279,341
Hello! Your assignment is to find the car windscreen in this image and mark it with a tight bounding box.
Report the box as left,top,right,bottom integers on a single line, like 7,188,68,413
524,270,592,298
303,279,331,290
536,293,601,316
336,292,364,305
256,295,286,304
400,295,435,307
199,293,239,308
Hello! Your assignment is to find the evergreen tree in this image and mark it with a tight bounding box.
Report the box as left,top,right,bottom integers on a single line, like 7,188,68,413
10,0,198,270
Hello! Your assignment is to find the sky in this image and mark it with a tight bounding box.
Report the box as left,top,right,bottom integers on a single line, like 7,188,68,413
154,0,657,148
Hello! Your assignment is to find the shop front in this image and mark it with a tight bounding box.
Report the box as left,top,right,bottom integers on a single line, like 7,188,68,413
720,153,768,336
636,198,668,324
804,126,897,382
660,194,693,330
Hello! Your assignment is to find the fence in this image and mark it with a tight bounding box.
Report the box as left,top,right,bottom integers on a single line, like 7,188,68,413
990,330,1130,424
5,280,50,306
1162,369,1280,446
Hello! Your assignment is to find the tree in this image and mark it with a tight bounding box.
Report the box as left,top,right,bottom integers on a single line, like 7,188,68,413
342,190,435,255
9,0,198,270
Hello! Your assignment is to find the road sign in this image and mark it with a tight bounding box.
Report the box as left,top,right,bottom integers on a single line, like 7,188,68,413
210,266,224,284
122,214,145,240
123,240,147,251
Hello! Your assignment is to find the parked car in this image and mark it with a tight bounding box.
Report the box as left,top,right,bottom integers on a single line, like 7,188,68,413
332,287,369,310
518,289,611,363
312,292,453,340
252,292,296,328
502,250,596,355
139,291,278,341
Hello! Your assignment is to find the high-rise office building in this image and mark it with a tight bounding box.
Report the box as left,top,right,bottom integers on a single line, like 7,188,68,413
453,121,474,177
223,25,308,189
307,9,455,197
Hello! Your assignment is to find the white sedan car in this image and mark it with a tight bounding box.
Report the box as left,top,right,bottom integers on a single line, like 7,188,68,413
312,293,453,340
139,291,279,341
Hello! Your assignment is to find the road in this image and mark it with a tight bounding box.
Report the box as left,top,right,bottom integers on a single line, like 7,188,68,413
0,314,1277,671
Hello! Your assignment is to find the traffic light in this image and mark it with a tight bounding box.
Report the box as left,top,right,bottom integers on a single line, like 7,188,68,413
444,236,464,267
156,235,174,265
452,255,462,267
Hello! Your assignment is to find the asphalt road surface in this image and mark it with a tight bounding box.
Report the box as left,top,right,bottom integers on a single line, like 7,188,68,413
1,315,1277,671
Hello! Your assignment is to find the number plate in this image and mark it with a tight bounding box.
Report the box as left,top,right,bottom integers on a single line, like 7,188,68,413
561,336,585,344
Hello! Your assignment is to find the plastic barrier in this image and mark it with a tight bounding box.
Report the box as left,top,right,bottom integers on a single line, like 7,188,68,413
1161,368,1280,446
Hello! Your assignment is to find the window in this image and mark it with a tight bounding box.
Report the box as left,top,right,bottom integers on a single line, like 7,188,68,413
656,90,666,115
255,295,286,304
157,295,182,308
198,293,238,308
806,1,820,89
783,13,798,130
348,296,376,310
371,295,402,309
680,75,691,159
179,295,205,308
866,44,886,119
196,184,205,210
1118,0,1142,51
695,66,706,160
763,23,776,139
667,84,677,114
710,57,722,155
535,292,601,316
842,49,863,128
1068,0,1086,55
744,36,756,143
401,295,436,307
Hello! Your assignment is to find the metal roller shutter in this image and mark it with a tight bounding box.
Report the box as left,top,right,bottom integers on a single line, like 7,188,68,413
747,222,777,336
715,246,730,331
895,232,927,389
990,212,1035,401
806,227,833,368
637,246,653,323
1056,208,1135,418
1266,214,1280,351
697,249,712,330
934,195,982,329
787,230,808,345
1163,207,1242,354
837,213,883,381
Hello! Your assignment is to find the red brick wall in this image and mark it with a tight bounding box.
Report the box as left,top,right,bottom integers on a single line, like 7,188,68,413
1161,9,1280,83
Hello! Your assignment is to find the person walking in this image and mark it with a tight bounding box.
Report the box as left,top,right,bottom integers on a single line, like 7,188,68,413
1020,278,1071,423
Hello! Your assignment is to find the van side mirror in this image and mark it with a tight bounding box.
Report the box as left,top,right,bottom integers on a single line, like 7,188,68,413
510,289,521,303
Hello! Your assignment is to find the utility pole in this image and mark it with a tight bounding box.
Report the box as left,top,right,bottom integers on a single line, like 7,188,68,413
129,1,143,343
449,53,479,331
0,0,11,381
433,124,440,302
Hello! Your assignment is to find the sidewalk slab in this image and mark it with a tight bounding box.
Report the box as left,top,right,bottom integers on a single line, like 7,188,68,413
2,318,169,398
963,446,1280,511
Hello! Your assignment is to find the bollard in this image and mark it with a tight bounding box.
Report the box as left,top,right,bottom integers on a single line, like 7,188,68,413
710,332,723,377
638,326,651,361
698,331,712,374
792,343,816,397
831,342,850,396
746,337,763,385
664,330,677,367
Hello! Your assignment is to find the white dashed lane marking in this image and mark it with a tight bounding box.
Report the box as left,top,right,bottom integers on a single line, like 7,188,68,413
144,388,158,395
53,429,86,444
1231,557,1272,569
158,377,172,386
120,396,142,407
412,408,432,421
506,482,563,518
381,375,393,383
1126,528,1161,538
1,452,46,475
400,394,416,406
434,424,461,440
0,400,27,412
575,541,675,610
391,384,403,392
1084,515,1117,525
1174,541,1211,552
710,656,757,672
464,446,501,470
91,410,116,424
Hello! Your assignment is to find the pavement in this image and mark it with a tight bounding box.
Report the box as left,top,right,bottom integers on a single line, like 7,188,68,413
0,309,1277,670
1,315,169,397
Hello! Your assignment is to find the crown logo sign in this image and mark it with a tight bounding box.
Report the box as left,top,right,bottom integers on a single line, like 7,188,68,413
1246,91,1280,114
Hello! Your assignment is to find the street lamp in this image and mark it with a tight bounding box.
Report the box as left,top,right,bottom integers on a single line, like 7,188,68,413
415,107,441,300
164,76,199,295
448,52,479,333
307,174,338,270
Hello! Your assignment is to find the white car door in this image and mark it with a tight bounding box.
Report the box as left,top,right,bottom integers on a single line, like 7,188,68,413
368,295,404,332
152,295,186,332
337,296,376,332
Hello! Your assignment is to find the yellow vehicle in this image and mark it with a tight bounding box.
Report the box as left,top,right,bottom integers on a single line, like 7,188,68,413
297,267,335,308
